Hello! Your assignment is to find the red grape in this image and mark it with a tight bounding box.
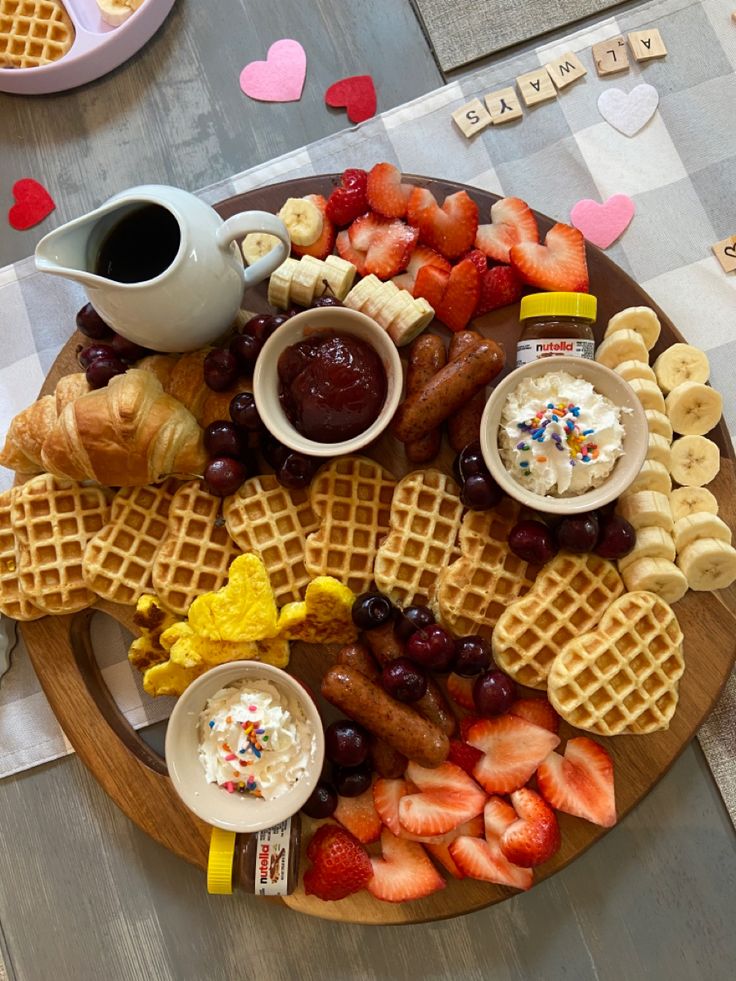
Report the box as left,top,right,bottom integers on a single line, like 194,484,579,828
557,513,599,553
351,592,395,630
453,636,492,677
203,349,239,391
508,520,557,564
85,356,127,388
301,780,337,818
325,720,369,767
473,670,516,716
381,658,428,702
75,303,112,340
78,342,116,368
203,457,248,496
595,514,636,559
405,624,455,671
203,421,247,460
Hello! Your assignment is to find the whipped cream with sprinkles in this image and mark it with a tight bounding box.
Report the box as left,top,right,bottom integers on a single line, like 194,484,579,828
198,679,315,801
499,370,625,496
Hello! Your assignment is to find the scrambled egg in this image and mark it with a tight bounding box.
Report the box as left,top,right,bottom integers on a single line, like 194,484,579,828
142,659,205,698
128,595,180,671
160,621,258,669
187,553,279,641
277,576,358,645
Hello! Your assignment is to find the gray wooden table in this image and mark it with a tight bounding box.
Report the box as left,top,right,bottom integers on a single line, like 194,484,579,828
1,2,734,979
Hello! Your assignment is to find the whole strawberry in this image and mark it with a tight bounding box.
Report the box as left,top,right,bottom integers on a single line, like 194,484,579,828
326,169,369,227
303,823,373,901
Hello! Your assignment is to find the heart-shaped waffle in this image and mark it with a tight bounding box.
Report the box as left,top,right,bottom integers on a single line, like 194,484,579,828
374,469,463,607
0,488,44,621
547,590,684,735
304,456,396,595
493,552,624,690
436,497,540,640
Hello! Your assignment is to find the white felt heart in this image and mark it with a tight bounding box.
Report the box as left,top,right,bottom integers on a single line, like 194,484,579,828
597,83,659,137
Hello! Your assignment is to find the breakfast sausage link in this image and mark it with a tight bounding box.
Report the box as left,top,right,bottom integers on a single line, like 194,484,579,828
335,641,380,681
447,329,484,361
321,665,450,769
392,339,505,444
404,334,447,464
363,622,405,665
417,678,458,736
368,734,407,778
448,392,486,452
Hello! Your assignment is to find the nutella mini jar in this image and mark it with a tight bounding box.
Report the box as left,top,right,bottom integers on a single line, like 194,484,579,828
208,817,302,896
516,292,597,367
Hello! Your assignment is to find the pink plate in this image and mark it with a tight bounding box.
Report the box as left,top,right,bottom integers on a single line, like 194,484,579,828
0,0,176,95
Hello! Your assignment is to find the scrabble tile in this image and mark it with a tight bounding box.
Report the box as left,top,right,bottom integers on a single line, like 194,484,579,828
452,98,493,138
628,29,667,62
712,235,736,273
484,87,523,124
545,51,587,90
516,68,557,106
592,37,630,76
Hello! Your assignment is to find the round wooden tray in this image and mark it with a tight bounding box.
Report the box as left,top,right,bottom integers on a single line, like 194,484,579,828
19,175,736,925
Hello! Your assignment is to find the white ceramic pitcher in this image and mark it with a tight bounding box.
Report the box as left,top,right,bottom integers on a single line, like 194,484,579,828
34,185,290,352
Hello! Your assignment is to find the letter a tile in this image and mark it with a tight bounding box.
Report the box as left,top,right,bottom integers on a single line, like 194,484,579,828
628,29,667,62
516,69,557,106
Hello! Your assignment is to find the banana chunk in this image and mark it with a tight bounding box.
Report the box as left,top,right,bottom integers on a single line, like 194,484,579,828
669,435,720,487
628,378,666,413
617,490,674,533
289,255,324,306
618,525,676,573
388,298,435,347
621,556,688,603
669,486,719,522
647,433,672,469
614,360,656,384
677,539,736,591
267,257,300,309
645,410,673,441
242,232,283,266
673,513,732,553
653,343,710,394
278,197,323,246
595,328,649,368
321,255,357,300
97,0,143,27
344,275,434,346
629,460,672,495
605,306,661,350
665,381,722,436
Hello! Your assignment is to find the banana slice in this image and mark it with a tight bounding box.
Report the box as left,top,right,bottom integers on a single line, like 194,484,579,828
388,298,435,347
605,306,661,350
669,486,719,522
290,256,324,306
364,281,399,322
669,435,720,487
628,378,666,413
344,275,384,312
377,290,414,331
618,525,676,573
673,513,732,553
617,490,674,533
665,381,723,436
320,255,357,300
267,257,300,309
595,329,649,368
628,460,672,495
614,360,657,384
621,557,688,603
653,343,710,394
97,0,143,27
647,433,672,468
645,410,673,441
278,197,323,246
677,539,736,591
242,232,282,266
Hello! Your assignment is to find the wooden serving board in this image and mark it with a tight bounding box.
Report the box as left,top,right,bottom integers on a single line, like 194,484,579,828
19,176,736,925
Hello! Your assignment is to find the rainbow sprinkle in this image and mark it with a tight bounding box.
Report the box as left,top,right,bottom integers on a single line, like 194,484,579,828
516,401,598,472
209,716,268,797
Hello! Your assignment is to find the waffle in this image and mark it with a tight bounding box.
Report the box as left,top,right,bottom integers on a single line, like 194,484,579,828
492,552,624,690
151,480,241,615
82,478,180,606
373,469,463,607
0,488,44,621
0,0,75,69
548,591,684,735
11,474,110,615
223,474,319,606
304,456,396,595
436,497,540,640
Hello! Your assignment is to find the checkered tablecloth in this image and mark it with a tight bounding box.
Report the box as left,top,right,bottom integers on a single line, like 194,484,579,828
1,0,734,820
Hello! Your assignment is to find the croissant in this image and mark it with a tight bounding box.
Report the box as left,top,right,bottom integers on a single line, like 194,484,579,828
159,349,249,427
40,369,208,487
0,395,58,474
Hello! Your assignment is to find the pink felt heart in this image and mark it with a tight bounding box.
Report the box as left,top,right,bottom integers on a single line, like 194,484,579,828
8,178,55,231
325,75,377,124
570,195,635,250
240,39,306,103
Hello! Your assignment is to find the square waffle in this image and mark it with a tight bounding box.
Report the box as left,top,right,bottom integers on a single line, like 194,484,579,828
304,456,396,595
0,0,75,69
11,474,110,615
374,469,463,607
436,497,540,640
82,478,181,606
492,552,625,690
151,480,241,615
0,488,44,621
223,474,319,606
548,590,685,735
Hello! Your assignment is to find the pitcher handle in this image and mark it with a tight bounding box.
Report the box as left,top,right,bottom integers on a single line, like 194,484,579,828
216,211,290,287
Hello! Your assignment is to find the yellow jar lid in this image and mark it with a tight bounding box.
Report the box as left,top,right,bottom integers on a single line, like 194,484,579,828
207,827,236,895
520,292,597,321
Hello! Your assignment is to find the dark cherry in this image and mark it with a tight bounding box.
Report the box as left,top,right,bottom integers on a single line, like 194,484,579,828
75,303,113,340
405,624,455,672
203,457,248,496
312,296,343,308
229,333,263,372
556,513,600,553
242,314,275,342
78,342,116,369
266,312,293,338
351,592,395,631
85,356,127,389
301,780,338,818
461,473,502,510
110,333,151,363
203,421,247,460
229,392,261,432
276,451,319,490
203,349,240,391
473,670,516,716
508,519,558,565
453,636,492,677
457,440,488,479
595,514,636,559
333,763,372,798
381,657,428,702
395,604,435,642
260,433,291,471
325,720,369,767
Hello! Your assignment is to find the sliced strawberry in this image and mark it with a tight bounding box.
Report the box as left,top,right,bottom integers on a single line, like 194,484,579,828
509,698,560,734
459,715,483,742
392,245,451,292
372,778,408,836
292,194,336,260
462,248,488,275
425,816,484,879
447,738,484,776
399,761,486,837
334,785,382,844
468,716,560,795
325,168,369,227
448,836,533,890
483,796,518,838
335,229,367,275
447,673,476,711
537,737,617,828
367,162,415,219
407,188,479,260
499,788,560,868
412,264,449,308
303,823,373,901
474,197,540,263
368,829,446,902
510,222,589,292
474,265,523,316
348,212,418,279
434,257,480,332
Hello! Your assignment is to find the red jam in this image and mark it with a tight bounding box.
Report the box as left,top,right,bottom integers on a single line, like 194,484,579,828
278,332,387,442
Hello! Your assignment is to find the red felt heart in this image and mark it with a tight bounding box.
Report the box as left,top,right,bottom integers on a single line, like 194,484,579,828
8,179,55,231
325,75,377,124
